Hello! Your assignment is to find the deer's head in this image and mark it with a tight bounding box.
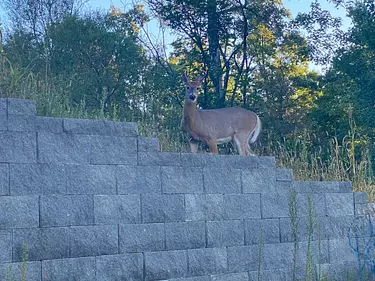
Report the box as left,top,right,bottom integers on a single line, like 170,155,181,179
182,71,207,104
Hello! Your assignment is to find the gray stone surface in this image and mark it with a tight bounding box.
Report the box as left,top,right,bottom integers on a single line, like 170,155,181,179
96,254,143,281
142,194,185,223
227,245,259,272
166,277,210,281
0,230,12,263
249,269,292,281
145,250,187,280
204,168,241,193
224,194,261,219
242,168,276,193
117,165,161,194
296,193,327,217
262,242,294,270
162,166,203,194
207,220,244,247
261,192,290,218
330,239,356,264
354,192,368,204
0,113,7,130
185,194,224,221
165,222,205,250
0,131,36,163
42,257,96,281
188,248,227,276
138,137,160,152
181,154,258,169
276,168,293,181
120,223,165,253
69,225,118,257
279,216,328,242
257,156,276,168
310,181,340,193
211,272,249,281
0,196,39,229
38,132,90,164
0,164,9,195
66,164,116,194
138,152,181,166
35,116,63,133
10,164,66,195
94,195,140,224
7,114,35,131
245,219,280,245
90,135,137,165
326,193,354,216
7,98,36,115
40,195,94,227
339,181,353,193
64,118,138,136
12,227,69,262
0,261,41,281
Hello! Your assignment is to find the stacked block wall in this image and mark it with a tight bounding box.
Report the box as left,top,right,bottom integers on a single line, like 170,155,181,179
0,98,373,281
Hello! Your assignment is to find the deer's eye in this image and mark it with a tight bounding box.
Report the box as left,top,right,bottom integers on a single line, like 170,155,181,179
186,86,190,90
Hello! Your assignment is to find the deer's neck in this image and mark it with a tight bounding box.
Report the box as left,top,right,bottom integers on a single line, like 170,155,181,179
183,101,199,127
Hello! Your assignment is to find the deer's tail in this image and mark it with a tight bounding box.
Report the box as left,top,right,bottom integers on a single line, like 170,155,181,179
249,115,262,144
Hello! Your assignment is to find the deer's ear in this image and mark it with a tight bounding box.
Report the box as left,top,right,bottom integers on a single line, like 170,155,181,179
196,70,207,84
182,71,189,84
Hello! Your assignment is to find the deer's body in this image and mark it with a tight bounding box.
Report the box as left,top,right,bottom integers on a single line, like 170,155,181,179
181,72,261,155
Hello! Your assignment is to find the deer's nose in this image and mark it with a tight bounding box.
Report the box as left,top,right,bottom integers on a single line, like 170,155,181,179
189,93,196,101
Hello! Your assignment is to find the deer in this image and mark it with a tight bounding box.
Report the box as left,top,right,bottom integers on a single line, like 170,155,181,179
180,71,262,156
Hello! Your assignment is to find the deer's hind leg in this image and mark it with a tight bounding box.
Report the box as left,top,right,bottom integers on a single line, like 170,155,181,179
206,139,219,155
233,134,248,156
189,140,199,153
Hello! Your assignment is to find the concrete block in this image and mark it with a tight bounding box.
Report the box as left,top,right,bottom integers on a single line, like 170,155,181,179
318,262,366,281
242,169,276,193
120,223,165,253
296,193,327,217
326,193,354,216
12,227,69,262
10,164,66,195
90,135,137,165
138,137,160,152
66,164,116,194
138,152,181,166
207,220,244,247
63,118,138,136
224,194,261,219
245,219,280,245
261,192,290,218
0,196,39,229
0,261,41,281
167,277,210,281
279,216,328,242
166,222,205,250
354,192,368,204
162,166,203,193
0,230,12,263
69,225,118,257
0,98,6,113
0,164,9,195
7,114,35,131
40,195,94,227
35,116,63,133
0,131,36,163
38,132,90,164
7,98,36,115
145,250,187,280
42,257,95,281
117,165,161,194
295,240,329,267
185,194,224,221
0,113,7,130
257,156,276,168
204,168,241,193
211,272,249,281
227,245,259,272
310,181,340,193
276,168,293,181
355,203,375,216
96,254,143,281
249,269,291,281
181,154,258,169
262,242,294,270
188,248,227,276
327,216,359,239
330,239,356,264
339,181,353,192
94,195,140,224
142,194,185,223
290,181,311,193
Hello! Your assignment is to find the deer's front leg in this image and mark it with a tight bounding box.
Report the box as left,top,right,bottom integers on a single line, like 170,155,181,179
189,139,199,153
207,139,219,155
